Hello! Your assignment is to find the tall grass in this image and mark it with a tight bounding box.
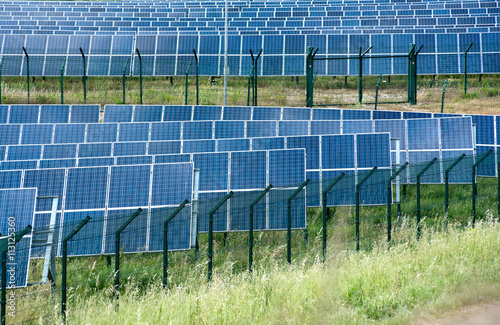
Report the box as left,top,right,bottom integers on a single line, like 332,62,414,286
45,219,500,324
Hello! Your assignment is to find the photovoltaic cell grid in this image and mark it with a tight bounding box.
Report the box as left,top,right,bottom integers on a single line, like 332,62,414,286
0,188,36,287
0,105,100,124
0,33,499,76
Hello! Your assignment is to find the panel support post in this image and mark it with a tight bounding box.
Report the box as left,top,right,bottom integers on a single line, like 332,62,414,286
61,216,91,323
445,154,466,230
0,56,4,104
249,49,262,106
136,49,142,104
184,61,191,105
387,162,408,245
249,185,272,273
464,43,473,94
115,208,142,299
287,179,309,264
79,48,86,104
60,57,66,105
358,46,372,104
306,47,315,108
22,47,30,104
321,172,345,262
374,74,382,110
122,58,130,105
193,49,199,105
163,200,189,289
441,79,448,113
208,192,233,282
0,225,32,325
472,149,493,227
416,158,437,240
356,167,377,251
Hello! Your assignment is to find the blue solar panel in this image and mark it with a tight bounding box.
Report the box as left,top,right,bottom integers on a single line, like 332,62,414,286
133,105,163,122
0,125,21,145
39,158,76,169
118,123,150,142
43,144,77,159
407,119,439,150
357,133,391,169
193,106,222,121
53,124,86,144
78,143,112,158
268,149,305,186
20,124,53,145
342,120,373,134
148,141,182,155
247,120,278,138
0,188,36,287
279,121,309,136
7,145,42,161
115,155,153,166
183,121,213,140
322,134,355,170
61,210,105,256
104,208,148,254
39,105,70,123
230,150,266,190
252,107,281,120
287,136,320,170
103,105,133,122
193,152,229,192
0,171,23,189
70,105,100,123
222,106,252,120
155,154,191,164
440,117,473,150
108,165,150,208
163,106,192,121
65,167,108,210
0,106,8,123
312,108,341,120
23,168,65,212
9,105,39,124
151,163,193,206
183,140,216,154
214,121,245,139
78,157,115,167
310,120,341,135
149,205,191,251
150,122,182,141
282,107,311,120
86,123,118,143
217,138,250,152
113,142,147,156
1,160,38,171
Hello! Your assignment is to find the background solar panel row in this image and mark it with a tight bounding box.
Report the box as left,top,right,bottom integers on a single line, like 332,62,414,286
0,104,100,124
0,32,498,75
0,188,36,287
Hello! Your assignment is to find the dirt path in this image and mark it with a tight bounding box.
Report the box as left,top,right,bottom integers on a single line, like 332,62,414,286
414,301,500,325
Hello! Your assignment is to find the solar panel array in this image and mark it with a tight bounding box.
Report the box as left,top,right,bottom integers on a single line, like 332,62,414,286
0,188,36,287
0,0,498,75
0,105,100,124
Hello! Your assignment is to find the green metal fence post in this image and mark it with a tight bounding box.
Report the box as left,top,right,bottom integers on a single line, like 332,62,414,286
441,79,448,113
249,185,272,273
498,156,500,222
407,44,415,104
287,179,309,264
444,154,466,230
416,158,437,240
249,49,263,106
79,48,86,104
1,225,32,325
374,74,382,110
62,216,91,323
208,192,233,281
136,49,142,104
193,49,199,105
163,200,189,289
184,61,191,105
472,149,493,227
247,68,252,106
122,58,130,105
321,172,345,262
387,162,408,245
115,208,142,299
22,47,30,103
358,46,372,104
464,43,473,94
356,167,377,251
0,56,3,104
413,45,423,105
306,47,318,108
60,57,66,105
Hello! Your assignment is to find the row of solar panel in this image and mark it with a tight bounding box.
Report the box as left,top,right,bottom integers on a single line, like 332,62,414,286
101,104,499,149
1,33,491,56
1,33,497,76
0,105,100,124
0,117,472,152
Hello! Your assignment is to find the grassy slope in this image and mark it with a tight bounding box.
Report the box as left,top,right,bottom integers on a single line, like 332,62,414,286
62,220,500,324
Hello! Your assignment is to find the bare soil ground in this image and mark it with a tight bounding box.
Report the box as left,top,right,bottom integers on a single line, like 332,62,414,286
414,301,500,325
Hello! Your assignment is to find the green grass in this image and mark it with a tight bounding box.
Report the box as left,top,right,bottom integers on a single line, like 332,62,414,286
11,176,500,324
